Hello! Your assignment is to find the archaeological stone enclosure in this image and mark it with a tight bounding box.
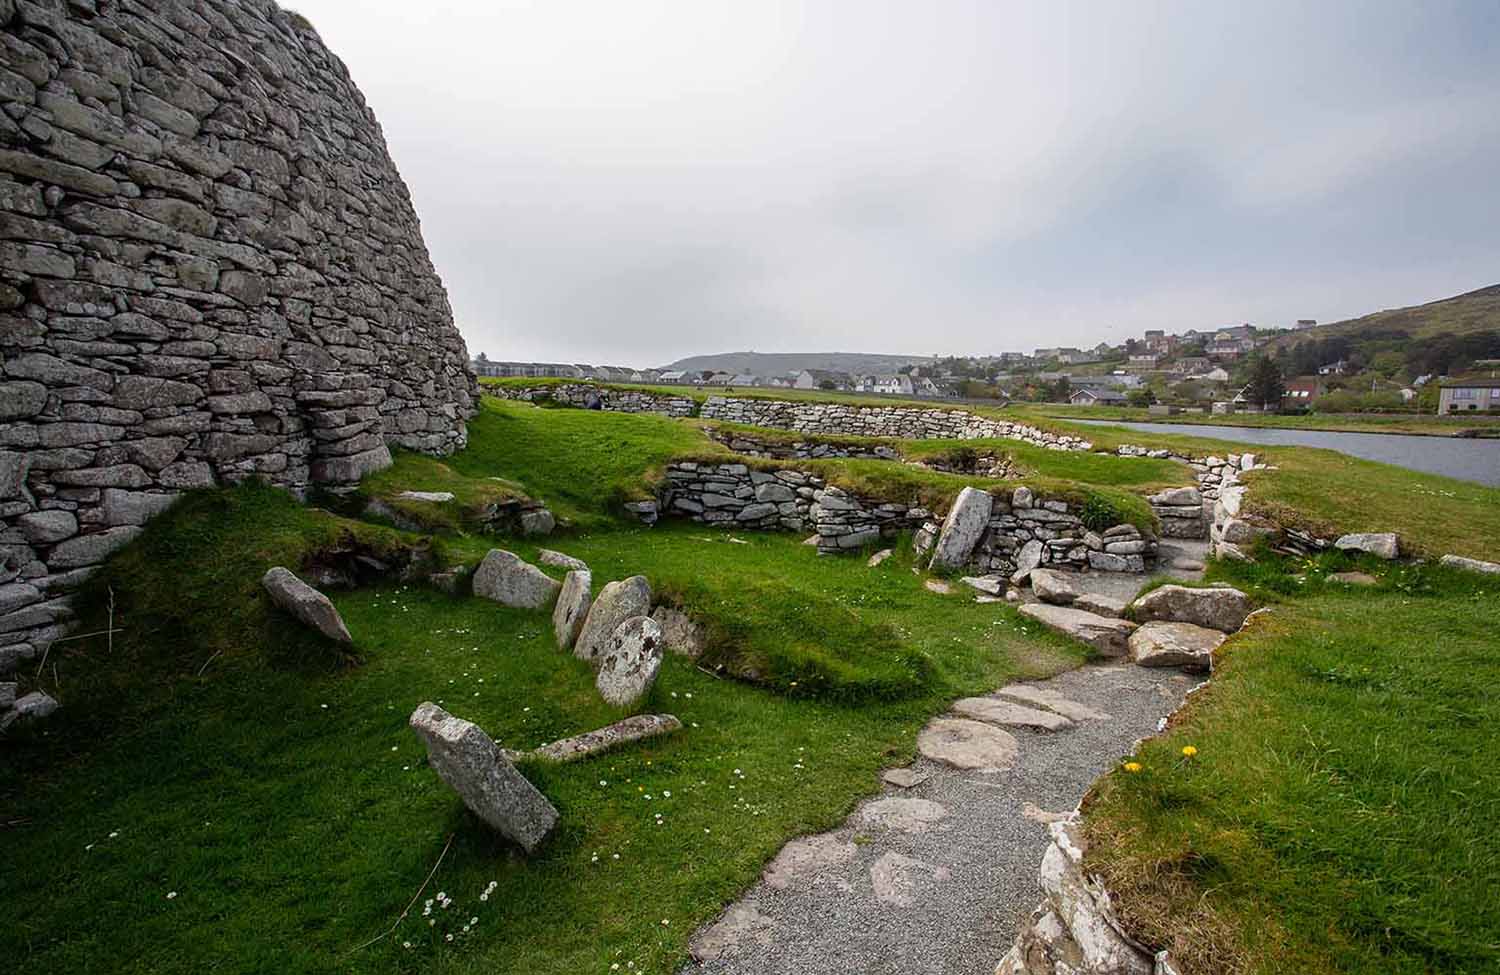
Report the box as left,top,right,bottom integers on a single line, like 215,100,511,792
1,0,478,670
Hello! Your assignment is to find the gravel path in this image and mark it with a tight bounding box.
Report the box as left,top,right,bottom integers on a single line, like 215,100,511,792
684,662,1198,975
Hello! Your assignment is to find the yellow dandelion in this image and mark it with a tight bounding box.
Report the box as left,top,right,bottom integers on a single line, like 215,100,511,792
1181,745,1198,758
1123,761,1143,773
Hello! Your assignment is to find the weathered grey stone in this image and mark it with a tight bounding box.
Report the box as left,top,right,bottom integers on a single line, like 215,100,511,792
529,713,681,763
929,486,993,571
1029,568,1083,605
0,582,43,615
409,702,558,853
1129,621,1224,672
573,575,651,662
1327,571,1378,586
951,696,1074,731
651,605,704,657
1131,584,1251,633
595,615,664,707
690,903,777,962
1010,539,1044,584
762,832,857,890
551,569,591,652
261,566,351,643
1017,603,1137,656
1073,592,1128,618
1148,486,1202,506
100,488,179,526
538,549,588,571
17,509,77,545
882,767,930,789
870,851,953,908
857,796,950,833
518,507,555,536
472,550,560,611
959,575,1005,596
0,689,59,730
917,716,1019,771
867,548,894,567
47,526,142,568
0,682,14,709
1334,531,1400,560
1439,554,1500,576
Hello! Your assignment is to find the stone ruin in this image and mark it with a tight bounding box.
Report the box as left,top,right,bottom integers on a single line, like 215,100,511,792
1,0,478,674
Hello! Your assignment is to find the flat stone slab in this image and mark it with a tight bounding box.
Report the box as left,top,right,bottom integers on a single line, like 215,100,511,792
917,717,1019,772
1130,584,1250,634
395,490,454,502
856,797,950,833
994,684,1109,722
959,575,1005,596
1073,593,1127,618
1017,603,1137,657
870,851,952,908
1440,554,1500,575
1327,571,1378,586
882,767,930,789
595,616,664,707
538,549,588,571
409,702,558,853
951,697,1074,732
924,578,954,595
763,832,857,890
530,713,681,763
1128,621,1225,672
261,566,351,643
691,903,777,962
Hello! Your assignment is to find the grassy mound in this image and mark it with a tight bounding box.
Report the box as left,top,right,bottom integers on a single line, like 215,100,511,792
1081,550,1500,974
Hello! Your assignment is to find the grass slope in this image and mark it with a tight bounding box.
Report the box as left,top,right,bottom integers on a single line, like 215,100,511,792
1082,552,1500,975
1265,282,1500,348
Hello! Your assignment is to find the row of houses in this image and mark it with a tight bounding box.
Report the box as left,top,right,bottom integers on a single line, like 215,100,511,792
468,360,958,398
470,360,670,384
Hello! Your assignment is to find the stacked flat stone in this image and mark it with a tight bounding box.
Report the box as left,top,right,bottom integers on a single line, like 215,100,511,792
699,397,1093,449
0,0,477,673
707,430,899,462
660,461,821,532
497,384,692,417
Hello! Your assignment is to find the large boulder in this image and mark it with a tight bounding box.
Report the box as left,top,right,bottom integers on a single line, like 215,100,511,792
573,575,652,662
472,550,560,610
1131,584,1250,633
408,702,558,853
260,567,351,643
1029,568,1083,606
1334,532,1400,560
1128,621,1224,672
1017,603,1137,657
551,569,592,651
928,487,993,572
595,616,664,708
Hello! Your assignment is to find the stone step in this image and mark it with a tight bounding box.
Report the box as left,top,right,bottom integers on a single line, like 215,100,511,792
993,684,1109,722
1017,602,1137,657
950,697,1074,732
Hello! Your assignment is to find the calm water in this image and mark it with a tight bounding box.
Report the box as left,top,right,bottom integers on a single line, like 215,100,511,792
1071,419,1500,487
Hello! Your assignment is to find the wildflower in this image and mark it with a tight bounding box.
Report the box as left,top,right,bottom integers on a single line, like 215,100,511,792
1123,761,1143,773
1181,745,1198,758
166,891,177,900
445,933,454,942
470,917,478,925
661,919,670,926
403,941,412,949
663,790,671,798
599,780,608,787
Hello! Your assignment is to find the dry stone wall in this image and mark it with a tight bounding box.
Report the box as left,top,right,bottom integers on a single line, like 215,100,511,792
700,397,1093,449
0,0,478,672
496,383,693,417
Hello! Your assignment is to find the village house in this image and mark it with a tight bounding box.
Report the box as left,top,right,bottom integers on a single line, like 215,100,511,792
1068,387,1127,406
1439,376,1500,413
1281,376,1326,408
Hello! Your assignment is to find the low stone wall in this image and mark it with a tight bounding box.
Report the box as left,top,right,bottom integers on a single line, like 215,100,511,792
706,430,899,462
495,383,693,417
659,462,823,533
700,397,1093,450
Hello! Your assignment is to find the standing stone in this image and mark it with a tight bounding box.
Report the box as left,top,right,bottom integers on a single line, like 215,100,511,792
1010,540,1045,585
551,569,591,651
573,575,651,662
595,616,664,708
471,550,560,610
408,702,558,853
1130,584,1251,633
929,487,994,572
260,566,351,643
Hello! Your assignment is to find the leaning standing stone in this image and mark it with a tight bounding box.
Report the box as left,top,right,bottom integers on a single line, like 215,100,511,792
260,566,352,643
472,550,561,610
408,702,558,853
595,616,664,708
573,575,652,662
552,569,592,651
929,487,994,572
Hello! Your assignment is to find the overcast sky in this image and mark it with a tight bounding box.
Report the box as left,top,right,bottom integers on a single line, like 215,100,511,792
295,0,1500,367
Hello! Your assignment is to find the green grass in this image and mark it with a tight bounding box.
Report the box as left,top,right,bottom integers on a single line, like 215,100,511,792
1081,551,1500,974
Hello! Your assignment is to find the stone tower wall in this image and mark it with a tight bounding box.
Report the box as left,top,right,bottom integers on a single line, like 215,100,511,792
0,0,478,671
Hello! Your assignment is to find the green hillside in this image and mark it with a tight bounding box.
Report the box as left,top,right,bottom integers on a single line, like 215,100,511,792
1269,284,1500,349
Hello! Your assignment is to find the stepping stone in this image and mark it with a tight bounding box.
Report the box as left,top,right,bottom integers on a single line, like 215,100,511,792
762,832,857,890
1327,571,1378,586
994,684,1108,722
1017,603,1137,657
882,767,930,789
538,549,588,571
924,578,954,595
1128,621,1224,673
1131,584,1250,633
1073,593,1127,618
690,903,776,962
870,851,952,907
1029,568,1083,605
951,697,1074,732
867,548,894,567
857,797,949,833
917,717,1019,772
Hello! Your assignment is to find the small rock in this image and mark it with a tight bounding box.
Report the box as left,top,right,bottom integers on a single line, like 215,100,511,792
1333,531,1399,560
882,767,929,789
530,713,681,763
472,550,561,610
1128,621,1224,672
408,702,558,853
395,490,454,502
1327,571,1378,586
924,578,954,595
959,575,1004,596
1029,568,1083,606
595,616,664,707
1131,584,1250,633
260,566,351,643
867,548,894,568
518,507,556,536
1010,539,1044,585
0,689,58,730
917,717,1019,771
551,569,592,651
1439,554,1500,575
651,605,704,657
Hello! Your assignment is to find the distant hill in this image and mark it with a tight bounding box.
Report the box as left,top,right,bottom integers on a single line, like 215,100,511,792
1267,284,1500,351
659,351,931,376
